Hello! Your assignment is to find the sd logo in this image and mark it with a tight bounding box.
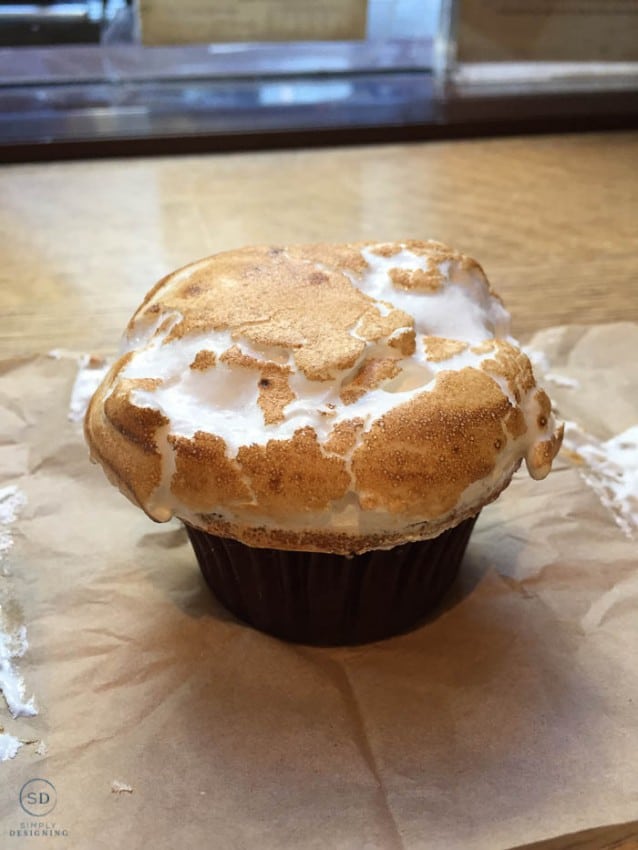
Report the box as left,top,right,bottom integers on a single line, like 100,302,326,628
19,779,57,816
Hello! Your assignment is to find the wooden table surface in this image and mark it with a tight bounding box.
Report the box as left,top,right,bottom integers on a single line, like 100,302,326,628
1,133,637,850
1,130,637,358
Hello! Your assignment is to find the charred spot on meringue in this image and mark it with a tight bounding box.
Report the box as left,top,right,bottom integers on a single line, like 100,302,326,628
424,337,469,362
190,350,217,371
390,266,442,293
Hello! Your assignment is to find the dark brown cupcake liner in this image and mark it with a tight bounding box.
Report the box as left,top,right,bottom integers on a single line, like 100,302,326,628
185,514,478,646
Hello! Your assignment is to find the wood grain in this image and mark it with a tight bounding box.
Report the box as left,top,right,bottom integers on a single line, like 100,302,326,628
512,818,638,850
0,131,636,357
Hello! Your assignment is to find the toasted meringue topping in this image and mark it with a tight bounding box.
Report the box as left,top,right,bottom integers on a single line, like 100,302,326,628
85,241,563,554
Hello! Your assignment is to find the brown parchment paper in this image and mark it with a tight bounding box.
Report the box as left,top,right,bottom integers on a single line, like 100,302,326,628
0,323,637,850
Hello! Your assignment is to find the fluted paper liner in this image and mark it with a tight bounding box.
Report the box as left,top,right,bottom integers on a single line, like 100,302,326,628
186,517,477,646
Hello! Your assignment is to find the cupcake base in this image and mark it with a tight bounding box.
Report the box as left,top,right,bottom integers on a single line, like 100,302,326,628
185,515,478,646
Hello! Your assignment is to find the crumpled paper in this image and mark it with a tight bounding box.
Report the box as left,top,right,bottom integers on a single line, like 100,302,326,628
0,324,636,850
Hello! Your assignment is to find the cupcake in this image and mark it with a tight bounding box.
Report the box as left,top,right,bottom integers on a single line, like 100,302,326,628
85,241,563,644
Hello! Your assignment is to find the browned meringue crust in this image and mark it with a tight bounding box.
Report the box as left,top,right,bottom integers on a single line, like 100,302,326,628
85,240,563,555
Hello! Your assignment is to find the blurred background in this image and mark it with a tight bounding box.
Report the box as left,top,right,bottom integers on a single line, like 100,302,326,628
1,0,637,160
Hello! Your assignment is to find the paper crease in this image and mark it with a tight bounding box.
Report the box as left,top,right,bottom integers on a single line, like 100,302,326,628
294,646,406,850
